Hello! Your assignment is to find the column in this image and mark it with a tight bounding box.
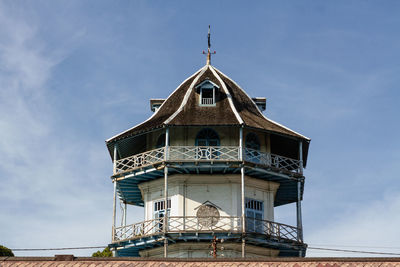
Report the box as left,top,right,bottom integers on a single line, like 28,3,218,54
239,126,245,258
164,127,169,258
297,140,304,252
112,180,117,242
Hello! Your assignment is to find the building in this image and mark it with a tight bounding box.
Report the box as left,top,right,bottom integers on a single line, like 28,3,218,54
3,256,400,266
105,32,310,258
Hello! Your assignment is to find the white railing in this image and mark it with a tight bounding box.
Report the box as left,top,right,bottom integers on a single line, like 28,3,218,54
244,148,301,173
113,218,164,242
116,147,165,173
201,98,214,105
169,146,239,161
114,146,302,175
112,216,301,243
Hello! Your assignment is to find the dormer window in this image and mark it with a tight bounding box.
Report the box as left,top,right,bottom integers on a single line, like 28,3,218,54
195,80,219,106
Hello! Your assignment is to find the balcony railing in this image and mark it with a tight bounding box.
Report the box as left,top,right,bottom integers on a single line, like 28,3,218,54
201,97,214,105
112,216,301,243
115,146,302,175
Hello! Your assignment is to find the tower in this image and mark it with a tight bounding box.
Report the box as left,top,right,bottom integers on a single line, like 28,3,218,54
106,31,310,258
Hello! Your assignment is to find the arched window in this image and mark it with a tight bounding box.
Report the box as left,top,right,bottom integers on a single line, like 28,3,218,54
245,133,260,162
195,128,220,159
195,128,220,146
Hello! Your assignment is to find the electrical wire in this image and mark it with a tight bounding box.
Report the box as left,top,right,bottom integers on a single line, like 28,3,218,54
307,247,400,256
10,245,400,256
11,246,107,251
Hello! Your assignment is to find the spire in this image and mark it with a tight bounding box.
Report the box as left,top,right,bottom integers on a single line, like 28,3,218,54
203,25,216,65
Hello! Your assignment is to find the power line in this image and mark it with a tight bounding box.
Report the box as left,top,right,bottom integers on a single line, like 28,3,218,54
308,247,400,256
310,244,400,249
10,245,400,256
11,246,107,251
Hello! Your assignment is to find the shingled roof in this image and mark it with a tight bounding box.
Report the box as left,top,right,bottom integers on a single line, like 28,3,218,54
106,64,310,144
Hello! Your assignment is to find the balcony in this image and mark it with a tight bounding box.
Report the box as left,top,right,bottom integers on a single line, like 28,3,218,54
114,146,302,175
112,216,302,244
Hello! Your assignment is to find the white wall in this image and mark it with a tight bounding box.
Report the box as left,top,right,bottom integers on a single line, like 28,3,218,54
138,174,279,222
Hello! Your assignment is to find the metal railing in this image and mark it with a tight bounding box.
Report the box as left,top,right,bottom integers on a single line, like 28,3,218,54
115,146,302,175
201,98,214,105
112,216,301,243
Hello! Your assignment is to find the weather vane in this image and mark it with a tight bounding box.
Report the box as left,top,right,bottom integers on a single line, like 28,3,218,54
203,25,216,65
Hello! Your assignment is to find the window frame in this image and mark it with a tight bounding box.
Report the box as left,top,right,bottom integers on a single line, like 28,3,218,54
245,198,264,233
196,80,219,107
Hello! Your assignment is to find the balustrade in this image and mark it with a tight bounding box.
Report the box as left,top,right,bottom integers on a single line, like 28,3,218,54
112,216,301,243
114,146,302,175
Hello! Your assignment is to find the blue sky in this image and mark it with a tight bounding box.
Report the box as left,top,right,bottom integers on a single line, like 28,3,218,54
1,0,400,257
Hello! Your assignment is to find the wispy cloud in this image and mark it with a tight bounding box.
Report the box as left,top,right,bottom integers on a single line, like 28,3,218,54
306,192,400,257
0,2,112,255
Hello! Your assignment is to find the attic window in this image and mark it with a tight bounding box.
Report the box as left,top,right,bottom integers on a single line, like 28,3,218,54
196,80,219,106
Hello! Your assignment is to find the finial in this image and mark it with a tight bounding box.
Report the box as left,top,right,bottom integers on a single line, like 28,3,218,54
203,25,216,65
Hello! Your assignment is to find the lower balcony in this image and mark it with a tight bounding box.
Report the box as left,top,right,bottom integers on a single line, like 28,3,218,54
112,216,302,244
114,146,302,176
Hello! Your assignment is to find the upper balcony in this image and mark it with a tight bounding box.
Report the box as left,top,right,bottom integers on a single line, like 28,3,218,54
114,146,302,177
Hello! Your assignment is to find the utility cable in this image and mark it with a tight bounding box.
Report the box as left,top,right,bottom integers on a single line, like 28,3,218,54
11,246,107,251
10,245,400,256
308,246,400,256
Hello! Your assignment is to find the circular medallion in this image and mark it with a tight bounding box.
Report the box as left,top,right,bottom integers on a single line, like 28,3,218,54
196,204,220,228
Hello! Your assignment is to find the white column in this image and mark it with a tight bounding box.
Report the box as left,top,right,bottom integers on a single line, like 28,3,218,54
239,126,245,258
165,128,169,160
124,202,127,227
112,180,117,242
239,127,243,160
298,141,304,174
164,127,169,258
297,140,304,246
113,143,118,175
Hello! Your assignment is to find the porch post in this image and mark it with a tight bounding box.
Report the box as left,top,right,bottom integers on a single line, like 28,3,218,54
297,140,304,256
164,127,169,258
124,202,127,227
239,126,246,258
113,143,118,175
112,180,117,242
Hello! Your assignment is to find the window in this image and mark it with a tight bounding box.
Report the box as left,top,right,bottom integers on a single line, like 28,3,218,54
245,133,260,162
154,199,171,232
196,80,219,106
195,128,220,159
201,87,214,105
154,199,171,211
196,128,220,146
156,133,165,148
246,198,263,233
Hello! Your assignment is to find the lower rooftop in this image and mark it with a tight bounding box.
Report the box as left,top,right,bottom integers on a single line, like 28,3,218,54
2,256,400,266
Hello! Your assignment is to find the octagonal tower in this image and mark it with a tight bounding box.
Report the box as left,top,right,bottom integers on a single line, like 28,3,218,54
106,43,310,258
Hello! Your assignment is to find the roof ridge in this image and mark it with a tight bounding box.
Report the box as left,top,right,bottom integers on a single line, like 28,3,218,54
164,65,209,124
209,65,243,124
106,66,205,143
213,67,310,141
